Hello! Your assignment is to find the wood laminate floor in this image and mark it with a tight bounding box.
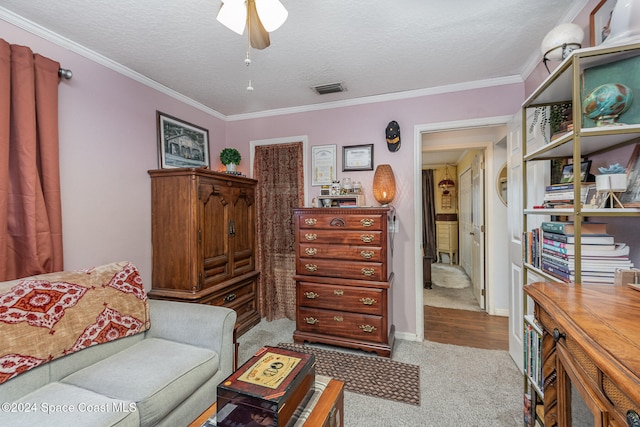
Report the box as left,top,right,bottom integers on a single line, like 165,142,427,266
424,305,509,351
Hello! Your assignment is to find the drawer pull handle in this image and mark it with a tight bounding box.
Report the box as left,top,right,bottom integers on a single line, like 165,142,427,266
304,247,318,256
361,268,375,277
304,218,317,226
360,234,375,243
224,293,237,303
334,290,344,296
359,325,377,333
304,233,317,241
304,291,319,299
360,250,374,259
552,328,566,343
360,219,375,227
360,297,377,305
333,316,343,322
627,410,640,427
304,317,319,325
304,264,318,272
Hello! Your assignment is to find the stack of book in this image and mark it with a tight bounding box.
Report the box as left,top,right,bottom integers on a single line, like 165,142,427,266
543,183,595,208
539,221,633,284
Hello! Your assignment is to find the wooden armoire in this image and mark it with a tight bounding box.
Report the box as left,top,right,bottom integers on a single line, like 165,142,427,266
147,168,260,337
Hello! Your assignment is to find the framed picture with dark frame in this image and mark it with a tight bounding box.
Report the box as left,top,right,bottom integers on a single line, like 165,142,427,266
342,144,373,171
559,160,592,183
590,0,617,46
157,111,210,169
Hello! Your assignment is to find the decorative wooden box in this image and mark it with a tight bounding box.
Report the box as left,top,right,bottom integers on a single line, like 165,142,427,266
217,346,316,427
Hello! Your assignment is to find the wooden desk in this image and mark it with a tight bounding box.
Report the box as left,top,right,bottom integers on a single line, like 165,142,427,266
524,282,640,427
188,377,344,427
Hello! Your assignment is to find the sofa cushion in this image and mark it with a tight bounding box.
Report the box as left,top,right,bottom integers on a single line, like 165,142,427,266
61,337,219,427
0,261,150,384
4,382,139,427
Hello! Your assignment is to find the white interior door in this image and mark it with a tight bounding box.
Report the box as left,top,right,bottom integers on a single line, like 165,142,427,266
471,153,485,310
507,114,524,370
459,168,472,275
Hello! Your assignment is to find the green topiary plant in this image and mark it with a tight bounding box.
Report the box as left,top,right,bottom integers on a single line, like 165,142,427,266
219,148,241,165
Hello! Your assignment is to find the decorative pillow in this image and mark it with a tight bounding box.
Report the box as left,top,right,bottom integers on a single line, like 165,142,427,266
0,261,150,384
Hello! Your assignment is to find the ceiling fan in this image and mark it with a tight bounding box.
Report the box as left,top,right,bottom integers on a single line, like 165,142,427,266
217,0,288,50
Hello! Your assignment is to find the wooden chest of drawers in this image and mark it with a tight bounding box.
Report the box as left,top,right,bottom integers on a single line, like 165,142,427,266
293,208,394,357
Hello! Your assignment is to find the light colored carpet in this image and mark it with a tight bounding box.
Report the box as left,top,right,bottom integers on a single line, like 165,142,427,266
425,263,483,312
237,318,522,427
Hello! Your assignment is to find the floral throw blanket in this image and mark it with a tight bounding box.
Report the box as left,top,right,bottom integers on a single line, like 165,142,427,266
0,261,150,384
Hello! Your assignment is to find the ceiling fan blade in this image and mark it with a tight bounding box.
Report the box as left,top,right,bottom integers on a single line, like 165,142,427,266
217,0,247,35
247,0,270,49
255,0,288,32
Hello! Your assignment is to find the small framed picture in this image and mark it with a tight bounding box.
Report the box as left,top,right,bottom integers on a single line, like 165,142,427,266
559,160,592,183
585,187,605,208
311,145,337,186
590,0,617,46
157,111,210,169
342,144,374,171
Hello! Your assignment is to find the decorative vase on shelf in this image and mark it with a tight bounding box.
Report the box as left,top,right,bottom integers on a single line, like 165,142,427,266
225,163,237,172
583,83,633,126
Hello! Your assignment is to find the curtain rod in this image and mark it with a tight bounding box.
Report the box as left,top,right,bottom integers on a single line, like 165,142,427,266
58,68,73,79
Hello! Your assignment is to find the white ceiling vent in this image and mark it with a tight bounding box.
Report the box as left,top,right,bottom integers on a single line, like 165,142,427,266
312,82,346,95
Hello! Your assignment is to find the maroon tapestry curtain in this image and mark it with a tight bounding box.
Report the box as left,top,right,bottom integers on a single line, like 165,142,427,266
0,39,63,281
254,142,304,321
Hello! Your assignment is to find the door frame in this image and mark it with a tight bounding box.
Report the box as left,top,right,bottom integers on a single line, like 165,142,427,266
413,116,511,340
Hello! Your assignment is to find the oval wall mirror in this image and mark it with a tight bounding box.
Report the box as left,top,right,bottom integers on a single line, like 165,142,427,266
497,163,507,206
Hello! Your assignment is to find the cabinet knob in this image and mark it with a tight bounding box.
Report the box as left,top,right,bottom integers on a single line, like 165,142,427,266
359,325,377,333
553,328,566,343
304,247,318,256
627,410,640,427
333,316,343,322
360,297,377,305
360,219,375,227
304,317,319,325
304,218,317,226
334,290,344,296
304,291,319,299
360,234,375,243
360,250,374,259
361,268,375,277
224,293,237,303
304,233,317,241
304,264,318,272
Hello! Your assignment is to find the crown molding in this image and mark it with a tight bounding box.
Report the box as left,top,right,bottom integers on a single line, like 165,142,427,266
1,6,526,123
0,7,226,121
226,75,523,121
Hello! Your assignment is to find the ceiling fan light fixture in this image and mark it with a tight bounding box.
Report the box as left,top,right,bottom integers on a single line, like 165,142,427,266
217,0,288,36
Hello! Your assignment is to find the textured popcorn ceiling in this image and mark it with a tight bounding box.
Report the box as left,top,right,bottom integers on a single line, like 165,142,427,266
0,0,587,117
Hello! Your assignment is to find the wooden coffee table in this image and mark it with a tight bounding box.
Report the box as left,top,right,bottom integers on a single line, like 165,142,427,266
188,377,344,427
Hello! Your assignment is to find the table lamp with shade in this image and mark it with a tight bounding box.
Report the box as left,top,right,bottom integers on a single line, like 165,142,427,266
372,164,396,206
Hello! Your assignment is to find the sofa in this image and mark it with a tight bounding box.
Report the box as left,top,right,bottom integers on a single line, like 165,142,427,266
0,261,237,426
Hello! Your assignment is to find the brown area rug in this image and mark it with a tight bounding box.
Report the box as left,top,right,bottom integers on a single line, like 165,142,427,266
276,342,420,406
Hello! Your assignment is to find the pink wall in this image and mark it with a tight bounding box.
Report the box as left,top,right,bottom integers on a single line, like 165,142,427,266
2,16,524,337
1,19,227,285
226,85,523,335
